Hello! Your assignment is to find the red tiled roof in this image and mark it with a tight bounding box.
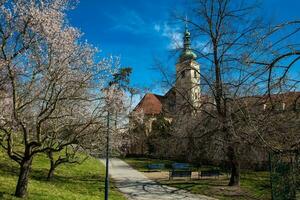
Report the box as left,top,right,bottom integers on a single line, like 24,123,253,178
134,93,163,115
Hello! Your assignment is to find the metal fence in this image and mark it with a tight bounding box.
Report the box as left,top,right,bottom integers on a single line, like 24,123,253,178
269,151,300,200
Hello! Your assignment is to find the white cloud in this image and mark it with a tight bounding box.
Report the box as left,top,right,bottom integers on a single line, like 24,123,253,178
107,8,147,34
154,22,211,53
154,24,161,32
159,23,183,50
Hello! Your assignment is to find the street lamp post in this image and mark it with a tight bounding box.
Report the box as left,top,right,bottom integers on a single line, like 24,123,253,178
104,110,110,200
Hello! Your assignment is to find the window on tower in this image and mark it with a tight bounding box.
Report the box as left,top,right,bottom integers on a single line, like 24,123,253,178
194,70,197,78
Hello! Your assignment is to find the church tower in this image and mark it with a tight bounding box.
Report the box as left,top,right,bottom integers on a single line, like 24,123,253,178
175,27,200,111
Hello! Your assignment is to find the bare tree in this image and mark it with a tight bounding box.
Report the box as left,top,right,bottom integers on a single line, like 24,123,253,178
170,0,300,186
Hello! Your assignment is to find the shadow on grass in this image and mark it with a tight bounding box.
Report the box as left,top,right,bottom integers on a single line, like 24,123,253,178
0,162,19,176
163,179,226,186
0,161,102,186
159,179,227,194
159,177,271,200
0,191,5,198
51,173,102,183
0,166,106,199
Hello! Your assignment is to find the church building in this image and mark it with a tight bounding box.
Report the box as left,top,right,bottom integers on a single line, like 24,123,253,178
135,26,201,115
127,26,300,163
128,27,201,155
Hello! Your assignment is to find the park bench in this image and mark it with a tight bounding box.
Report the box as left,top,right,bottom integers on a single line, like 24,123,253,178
172,163,190,170
199,169,220,179
169,163,192,180
147,163,165,172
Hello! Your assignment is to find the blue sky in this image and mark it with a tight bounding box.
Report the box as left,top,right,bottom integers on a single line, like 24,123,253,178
67,0,300,95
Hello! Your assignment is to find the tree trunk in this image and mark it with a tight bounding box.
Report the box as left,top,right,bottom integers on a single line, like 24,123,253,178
187,133,195,163
229,159,240,186
228,146,240,186
15,157,33,198
47,163,56,181
46,151,56,181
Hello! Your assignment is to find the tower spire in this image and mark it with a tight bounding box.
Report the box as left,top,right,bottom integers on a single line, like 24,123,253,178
185,15,188,30
175,16,201,111
183,15,191,51
179,16,197,62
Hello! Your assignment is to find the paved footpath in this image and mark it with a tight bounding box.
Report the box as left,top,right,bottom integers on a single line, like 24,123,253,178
100,158,217,200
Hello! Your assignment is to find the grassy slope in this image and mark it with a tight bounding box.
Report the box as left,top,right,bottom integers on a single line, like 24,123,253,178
124,157,271,200
0,150,126,200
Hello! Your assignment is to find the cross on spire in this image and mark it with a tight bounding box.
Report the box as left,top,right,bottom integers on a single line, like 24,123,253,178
185,15,188,30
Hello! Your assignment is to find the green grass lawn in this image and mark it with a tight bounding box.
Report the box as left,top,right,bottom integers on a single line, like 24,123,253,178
0,150,126,200
124,157,271,200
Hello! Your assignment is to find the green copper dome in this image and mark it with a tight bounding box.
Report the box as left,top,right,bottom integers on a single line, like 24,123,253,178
179,29,197,62
180,49,197,61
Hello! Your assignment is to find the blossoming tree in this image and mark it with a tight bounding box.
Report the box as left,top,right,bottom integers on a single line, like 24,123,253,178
0,0,117,197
